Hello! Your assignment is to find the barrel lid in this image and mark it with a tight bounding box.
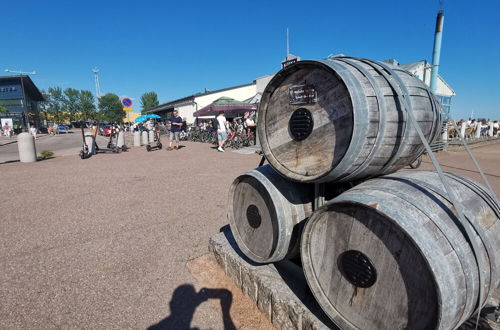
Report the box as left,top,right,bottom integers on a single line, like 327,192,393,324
230,174,280,262
258,61,354,182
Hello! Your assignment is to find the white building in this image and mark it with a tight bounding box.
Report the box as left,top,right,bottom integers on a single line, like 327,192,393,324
143,83,257,123
388,59,455,116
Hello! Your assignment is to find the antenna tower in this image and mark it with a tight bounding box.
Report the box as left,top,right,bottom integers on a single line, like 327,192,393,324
92,68,102,99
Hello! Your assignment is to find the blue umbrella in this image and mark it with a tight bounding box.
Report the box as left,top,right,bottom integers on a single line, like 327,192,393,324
135,115,147,123
145,114,161,119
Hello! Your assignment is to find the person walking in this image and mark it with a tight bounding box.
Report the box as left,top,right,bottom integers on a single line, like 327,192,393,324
3,122,12,138
216,111,228,152
29,125,37,140
168,110,182,150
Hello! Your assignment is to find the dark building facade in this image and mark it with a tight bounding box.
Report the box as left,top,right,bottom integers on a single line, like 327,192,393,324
0,75,44,128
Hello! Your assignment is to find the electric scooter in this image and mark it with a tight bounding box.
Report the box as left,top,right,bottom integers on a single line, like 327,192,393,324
107,124,128,152
94,123,121,154
146,124,162,151
79,123,91,159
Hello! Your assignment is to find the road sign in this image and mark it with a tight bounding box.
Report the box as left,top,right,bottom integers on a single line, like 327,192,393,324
122,107,133,111
122,97,132,107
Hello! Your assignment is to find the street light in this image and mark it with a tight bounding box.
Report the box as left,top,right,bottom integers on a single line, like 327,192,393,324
4,69,37,75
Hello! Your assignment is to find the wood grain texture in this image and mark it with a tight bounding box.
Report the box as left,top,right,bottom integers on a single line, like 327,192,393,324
258,57,442,183
301,171,500,330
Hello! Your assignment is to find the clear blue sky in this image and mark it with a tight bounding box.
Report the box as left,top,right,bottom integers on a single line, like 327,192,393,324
2,0,499,120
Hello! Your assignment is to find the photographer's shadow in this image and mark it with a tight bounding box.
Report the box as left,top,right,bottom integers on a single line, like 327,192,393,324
148,284,236,330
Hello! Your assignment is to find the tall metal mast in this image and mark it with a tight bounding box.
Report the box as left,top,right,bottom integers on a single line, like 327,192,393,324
92,68,101,99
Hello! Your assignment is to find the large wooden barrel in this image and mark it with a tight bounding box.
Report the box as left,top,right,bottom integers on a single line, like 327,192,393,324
301,171,500,330
228,165,313,263
258,57,442,183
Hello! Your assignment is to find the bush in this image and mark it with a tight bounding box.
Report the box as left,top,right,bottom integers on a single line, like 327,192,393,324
39,150,54,160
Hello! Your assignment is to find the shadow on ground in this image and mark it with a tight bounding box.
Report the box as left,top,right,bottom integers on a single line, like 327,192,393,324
148,284,236,330
219,224,338,329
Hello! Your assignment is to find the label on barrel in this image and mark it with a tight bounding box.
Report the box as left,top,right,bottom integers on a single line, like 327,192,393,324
289,84,317,105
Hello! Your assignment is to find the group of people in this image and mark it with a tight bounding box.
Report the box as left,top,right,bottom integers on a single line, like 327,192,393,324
215,111,256,152
449,118,500,139
2,122,39,139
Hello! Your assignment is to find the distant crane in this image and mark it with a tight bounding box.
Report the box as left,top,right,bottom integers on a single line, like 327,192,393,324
92,68,102,99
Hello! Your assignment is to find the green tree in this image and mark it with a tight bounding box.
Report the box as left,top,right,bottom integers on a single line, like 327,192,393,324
98,93,125,123
63,88,80,121
140,91,159,111
47,87,65,123
0,104,7,114
79,90,96,120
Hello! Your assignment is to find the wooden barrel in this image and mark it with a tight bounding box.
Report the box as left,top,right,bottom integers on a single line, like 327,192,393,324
228,165,313,263
301,171,500,330
258,57,442,183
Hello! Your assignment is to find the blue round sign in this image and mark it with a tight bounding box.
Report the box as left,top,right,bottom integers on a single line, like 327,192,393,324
122,97,132,107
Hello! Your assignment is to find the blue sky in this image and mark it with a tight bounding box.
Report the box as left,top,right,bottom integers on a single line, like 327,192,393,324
2,0,499,119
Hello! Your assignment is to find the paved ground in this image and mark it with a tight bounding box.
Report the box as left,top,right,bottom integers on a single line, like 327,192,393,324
0,131,115,164
0,136,499,329
0,140,261,329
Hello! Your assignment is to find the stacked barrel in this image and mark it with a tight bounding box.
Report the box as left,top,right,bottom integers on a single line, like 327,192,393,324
227,57,500,329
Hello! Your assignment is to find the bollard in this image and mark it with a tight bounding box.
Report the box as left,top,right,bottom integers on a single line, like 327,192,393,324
141,131,148,145
148,130,154,143
134,131,141,147
460,122,466,139
475,123,481,139
117,131,125,148
488,121,494,137
442,125,448,142
85,133,96,155
17,132,37,162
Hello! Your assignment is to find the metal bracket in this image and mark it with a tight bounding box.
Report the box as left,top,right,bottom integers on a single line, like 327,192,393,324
314,183,325,211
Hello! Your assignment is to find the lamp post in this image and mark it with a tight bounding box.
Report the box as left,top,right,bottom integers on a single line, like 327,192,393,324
4,69,38,130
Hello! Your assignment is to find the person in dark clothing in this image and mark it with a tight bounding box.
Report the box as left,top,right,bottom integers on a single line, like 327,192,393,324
168,110,183,150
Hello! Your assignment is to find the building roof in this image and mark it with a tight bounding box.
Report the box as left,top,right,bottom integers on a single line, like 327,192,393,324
0,75,45,101
142,82,255,114
192,96,257,117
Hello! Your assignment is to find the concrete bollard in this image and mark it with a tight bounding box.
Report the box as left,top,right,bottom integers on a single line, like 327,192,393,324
442,125,448,142
148,130,155,142
134,131,141,147
475,123,481,139
460,122,466,139
141,131,148,145
117,131,125,148
488,121,494,137
85,133,96,155
17,132,37,162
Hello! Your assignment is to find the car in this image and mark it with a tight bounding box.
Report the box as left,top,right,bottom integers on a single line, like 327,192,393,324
58,125,70,132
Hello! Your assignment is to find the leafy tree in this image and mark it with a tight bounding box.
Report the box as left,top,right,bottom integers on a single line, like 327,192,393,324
0,104,7,114
47,87,65,123
63,88,80,121
98,93,125,123
79,90,96,120
140,91,159,111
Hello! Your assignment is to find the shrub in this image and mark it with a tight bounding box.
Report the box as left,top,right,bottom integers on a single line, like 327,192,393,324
39,150,54,160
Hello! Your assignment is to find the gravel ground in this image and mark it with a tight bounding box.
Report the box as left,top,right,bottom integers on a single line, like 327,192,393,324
0,142,260,329
0,138,498,329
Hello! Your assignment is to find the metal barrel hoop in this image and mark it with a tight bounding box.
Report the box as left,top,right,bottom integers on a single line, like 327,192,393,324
332,57,388,181
370,59,487,318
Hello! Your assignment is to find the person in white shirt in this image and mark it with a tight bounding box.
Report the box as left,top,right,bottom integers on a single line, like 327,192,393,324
29,126,37,140
216,112,228,152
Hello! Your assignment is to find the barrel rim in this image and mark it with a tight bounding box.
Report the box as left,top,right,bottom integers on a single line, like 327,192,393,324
227,167,295,263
